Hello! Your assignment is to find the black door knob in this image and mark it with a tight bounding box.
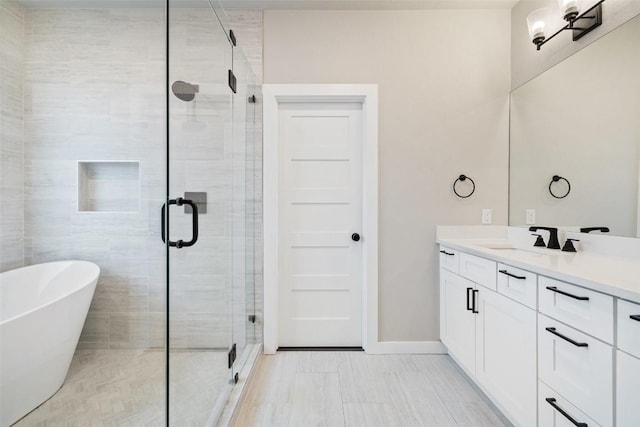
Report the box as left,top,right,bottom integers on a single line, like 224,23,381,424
352,233,360,242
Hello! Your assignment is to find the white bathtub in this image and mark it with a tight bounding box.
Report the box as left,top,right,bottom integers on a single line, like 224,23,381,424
0,261,100,426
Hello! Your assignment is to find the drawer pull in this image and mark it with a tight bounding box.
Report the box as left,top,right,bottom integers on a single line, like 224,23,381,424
630,314,640,322
545,286,590,301
466,287,473,311
545,327,588,347
499,269,526,280
472,289,479,314
439,250,454,256
545,398,588,427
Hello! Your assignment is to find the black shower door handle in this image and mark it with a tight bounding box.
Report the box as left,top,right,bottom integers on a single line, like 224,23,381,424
161,198,199,248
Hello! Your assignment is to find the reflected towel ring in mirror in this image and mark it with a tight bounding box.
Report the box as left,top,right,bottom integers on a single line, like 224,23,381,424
549,175,571,199
453,174,475,198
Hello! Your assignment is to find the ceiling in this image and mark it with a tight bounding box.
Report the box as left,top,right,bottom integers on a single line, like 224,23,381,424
15,0,519,9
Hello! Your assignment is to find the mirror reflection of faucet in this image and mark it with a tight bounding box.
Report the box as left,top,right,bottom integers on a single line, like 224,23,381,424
580,227,610,233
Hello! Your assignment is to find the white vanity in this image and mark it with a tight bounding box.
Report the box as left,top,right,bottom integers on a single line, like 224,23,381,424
437,226,640,427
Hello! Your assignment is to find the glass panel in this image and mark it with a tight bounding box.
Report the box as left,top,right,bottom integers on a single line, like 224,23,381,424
231,48,261,377
167,0,233,424
231,49,249,376
0,1,167,425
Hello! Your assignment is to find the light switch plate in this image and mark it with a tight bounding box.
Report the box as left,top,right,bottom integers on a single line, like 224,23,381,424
482,209,492,225
526,209,536,225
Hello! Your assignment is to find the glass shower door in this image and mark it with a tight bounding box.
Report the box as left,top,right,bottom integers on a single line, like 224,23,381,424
166,0,235,424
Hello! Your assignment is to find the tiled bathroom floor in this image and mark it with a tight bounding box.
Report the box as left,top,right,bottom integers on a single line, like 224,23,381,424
232,352,513,427
14,349,229,426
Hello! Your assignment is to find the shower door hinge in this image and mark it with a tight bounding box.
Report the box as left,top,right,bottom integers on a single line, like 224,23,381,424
229,29,237,46
228,343,237,369
228,70,237,94
248,315,256,323
248,95,256,104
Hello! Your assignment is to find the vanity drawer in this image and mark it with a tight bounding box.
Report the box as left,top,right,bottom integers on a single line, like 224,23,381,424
538,380,600,427
617,299,640,359
496,263,537,310
439,246,459,274
459,252,496,291
538,314,613,427
539,276,614,344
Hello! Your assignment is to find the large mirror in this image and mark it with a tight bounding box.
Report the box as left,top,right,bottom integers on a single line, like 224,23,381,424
509,13,640,238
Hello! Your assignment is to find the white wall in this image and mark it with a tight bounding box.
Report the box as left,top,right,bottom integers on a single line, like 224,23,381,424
264,10,511,342
511,0,640,89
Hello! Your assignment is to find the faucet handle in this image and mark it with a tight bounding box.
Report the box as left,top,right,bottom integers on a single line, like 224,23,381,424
562,238,580,253
531,233,546,247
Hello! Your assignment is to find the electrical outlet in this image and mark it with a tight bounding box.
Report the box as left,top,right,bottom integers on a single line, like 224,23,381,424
482,209,492,225
526,209,536,225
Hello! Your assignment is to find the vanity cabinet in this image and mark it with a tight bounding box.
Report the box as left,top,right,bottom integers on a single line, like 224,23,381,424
439,243,640,427
439,268,476,374
539,276,614,344
538,380,599,427
616,350,640,427
538,314,613,426
439,252,537,427
439,246,459,274
475,289,537,427
616,299,640,427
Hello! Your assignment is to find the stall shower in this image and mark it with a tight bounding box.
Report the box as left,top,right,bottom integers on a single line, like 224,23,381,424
0,0,262,424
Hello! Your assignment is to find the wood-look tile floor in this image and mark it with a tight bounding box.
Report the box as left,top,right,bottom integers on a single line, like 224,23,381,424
14,349,229,427
233,352,513,427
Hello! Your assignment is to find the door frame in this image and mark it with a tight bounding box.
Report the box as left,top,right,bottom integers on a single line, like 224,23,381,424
263,84,378,354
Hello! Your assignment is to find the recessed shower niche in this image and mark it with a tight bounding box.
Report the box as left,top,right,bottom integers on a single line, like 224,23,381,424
77,161,141,213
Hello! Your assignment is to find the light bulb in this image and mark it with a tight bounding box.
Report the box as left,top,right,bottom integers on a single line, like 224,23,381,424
558,0,580,21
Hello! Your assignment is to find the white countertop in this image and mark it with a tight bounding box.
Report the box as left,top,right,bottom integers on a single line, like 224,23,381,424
437,236,640,304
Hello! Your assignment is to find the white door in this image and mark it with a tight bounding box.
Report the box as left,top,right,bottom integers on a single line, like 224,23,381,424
475,289,537,427
278,103,363,347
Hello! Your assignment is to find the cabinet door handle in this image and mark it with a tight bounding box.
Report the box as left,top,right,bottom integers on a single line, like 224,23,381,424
630,314,640,322
545,398,588,427
466,287,473,311
545,286,589,301
545,327,588,348
439,250,454,256
499,269,526,280
472,289,479,314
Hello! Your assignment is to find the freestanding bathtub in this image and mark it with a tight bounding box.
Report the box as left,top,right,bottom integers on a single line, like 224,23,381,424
0,261,100,426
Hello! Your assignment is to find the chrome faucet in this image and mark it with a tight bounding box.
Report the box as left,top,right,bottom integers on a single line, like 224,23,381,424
528,226,561,249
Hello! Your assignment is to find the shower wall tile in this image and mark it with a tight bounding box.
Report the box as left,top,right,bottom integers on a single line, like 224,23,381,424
186,312,229,349
0,1,25,272
19,7,263,351
226,10,263,82
81,312,110,343
23,8,166,350
109,312,150,349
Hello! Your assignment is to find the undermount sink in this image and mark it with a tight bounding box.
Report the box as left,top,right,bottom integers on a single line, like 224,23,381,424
488,247,547,257
472,242,559,257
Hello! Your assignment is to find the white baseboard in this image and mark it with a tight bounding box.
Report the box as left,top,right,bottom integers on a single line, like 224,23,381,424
366,340,447,354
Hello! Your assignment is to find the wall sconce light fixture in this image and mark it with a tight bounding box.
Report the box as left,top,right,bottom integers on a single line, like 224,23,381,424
527,0,604,51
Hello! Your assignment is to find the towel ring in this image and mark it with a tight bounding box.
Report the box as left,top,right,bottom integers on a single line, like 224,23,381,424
453,174,475,198
549,175,571,199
